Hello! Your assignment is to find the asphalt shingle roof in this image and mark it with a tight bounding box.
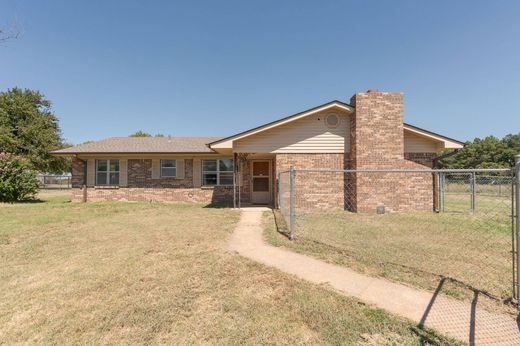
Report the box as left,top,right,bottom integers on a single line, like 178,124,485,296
51,137,221,154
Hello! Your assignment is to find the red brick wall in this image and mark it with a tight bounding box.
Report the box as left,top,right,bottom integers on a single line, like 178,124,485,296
275,153,350,209
275,153,348,173
346,91,435,212
350,91,405,169
72,186,233,204
71,158,233,205
405,152,436,168
273,151,435,212
127,159,194,188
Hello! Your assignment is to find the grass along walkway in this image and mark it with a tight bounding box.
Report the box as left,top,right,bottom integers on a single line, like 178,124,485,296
0,191,456,345
265,196,516,316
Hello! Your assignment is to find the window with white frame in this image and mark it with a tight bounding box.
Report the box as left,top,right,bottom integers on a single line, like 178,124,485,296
161,159,177,177
202,159,233,186
96,159,120,186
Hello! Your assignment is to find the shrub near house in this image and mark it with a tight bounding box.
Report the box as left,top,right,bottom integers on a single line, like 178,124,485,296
0,152,39,202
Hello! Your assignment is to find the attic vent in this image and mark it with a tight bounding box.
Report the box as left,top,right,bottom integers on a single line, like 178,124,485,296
325,113,340,128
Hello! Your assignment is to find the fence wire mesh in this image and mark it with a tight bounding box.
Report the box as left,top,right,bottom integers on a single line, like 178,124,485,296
278,167,518,313
37,174,71,189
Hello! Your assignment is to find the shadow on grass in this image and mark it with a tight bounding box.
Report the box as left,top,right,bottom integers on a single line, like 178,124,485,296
202,203,233,209
2,198,45,204
272,209,292,239
410,324,459,346
416,277,519,345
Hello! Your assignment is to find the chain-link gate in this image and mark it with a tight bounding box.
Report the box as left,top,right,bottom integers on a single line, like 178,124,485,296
278,163,520,312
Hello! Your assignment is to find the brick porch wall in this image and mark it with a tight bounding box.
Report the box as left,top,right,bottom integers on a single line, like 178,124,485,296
71,158,86,188
72,186,233,204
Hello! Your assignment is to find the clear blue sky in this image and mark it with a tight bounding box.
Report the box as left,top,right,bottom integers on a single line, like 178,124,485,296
1,0,519,144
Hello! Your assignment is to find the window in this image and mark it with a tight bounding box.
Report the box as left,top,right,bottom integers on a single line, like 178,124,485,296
161,160,177,177
202,159,233,186
96,159,119,186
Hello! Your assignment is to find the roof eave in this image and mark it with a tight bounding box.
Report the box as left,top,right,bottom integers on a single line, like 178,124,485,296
50,151,218,156
403,123,465,146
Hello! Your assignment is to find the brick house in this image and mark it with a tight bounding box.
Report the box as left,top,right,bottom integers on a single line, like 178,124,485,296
52,90,463,211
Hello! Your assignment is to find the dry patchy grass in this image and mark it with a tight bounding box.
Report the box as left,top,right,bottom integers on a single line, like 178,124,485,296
0,191,458,345
266,195,516,315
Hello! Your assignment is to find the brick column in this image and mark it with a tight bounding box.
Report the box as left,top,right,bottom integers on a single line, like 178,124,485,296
350,90,404,169
349,90,407,212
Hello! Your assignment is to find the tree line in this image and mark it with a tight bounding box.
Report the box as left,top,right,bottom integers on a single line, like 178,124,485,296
437,133,520,168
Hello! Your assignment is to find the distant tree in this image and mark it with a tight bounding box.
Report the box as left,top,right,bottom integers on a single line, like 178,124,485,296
0,88,70,173
438,133,520,168
502,133,520,166
129,130,152,137
0,152,39,202
129,131,166,137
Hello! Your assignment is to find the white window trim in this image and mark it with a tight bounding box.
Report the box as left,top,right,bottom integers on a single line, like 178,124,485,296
96,159,120,186
160,159,177,178
202,159,233,186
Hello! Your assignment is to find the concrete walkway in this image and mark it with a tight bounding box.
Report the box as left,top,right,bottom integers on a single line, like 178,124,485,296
228,208,520,345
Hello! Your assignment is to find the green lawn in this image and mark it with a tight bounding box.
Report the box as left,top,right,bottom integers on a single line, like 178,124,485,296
267,195,515,315
0,191,458,345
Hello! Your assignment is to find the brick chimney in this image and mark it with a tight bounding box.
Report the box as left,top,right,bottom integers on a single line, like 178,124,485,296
349,90,404,169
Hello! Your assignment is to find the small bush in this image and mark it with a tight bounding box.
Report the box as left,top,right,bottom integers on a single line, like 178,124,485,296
0,152,39,202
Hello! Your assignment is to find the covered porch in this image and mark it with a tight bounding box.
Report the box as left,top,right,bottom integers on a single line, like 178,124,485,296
232,153,277,208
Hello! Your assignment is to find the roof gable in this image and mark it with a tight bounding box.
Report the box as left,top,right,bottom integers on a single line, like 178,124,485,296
403,124,464,148
209,100,354,150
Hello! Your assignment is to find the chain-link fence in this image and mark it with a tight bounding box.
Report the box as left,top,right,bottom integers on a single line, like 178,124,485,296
37,174,71,189
440,173,513,213
278,166,519,312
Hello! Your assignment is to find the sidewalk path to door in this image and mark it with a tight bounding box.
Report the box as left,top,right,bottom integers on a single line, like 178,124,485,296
228,208,520,345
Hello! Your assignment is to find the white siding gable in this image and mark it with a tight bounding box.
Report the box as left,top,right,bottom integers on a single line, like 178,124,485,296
234,109,350,153
404,131,441,153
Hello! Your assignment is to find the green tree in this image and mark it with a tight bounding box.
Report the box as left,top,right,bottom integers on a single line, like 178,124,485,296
0,152,39,202
438,133,520,168
130,130,152,137
0,88,70,173
129,131,166,137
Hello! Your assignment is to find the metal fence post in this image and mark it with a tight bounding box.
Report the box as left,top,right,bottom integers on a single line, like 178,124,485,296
514,155,520,306
440,172,445,212
471,172,476,213
289,166,296,240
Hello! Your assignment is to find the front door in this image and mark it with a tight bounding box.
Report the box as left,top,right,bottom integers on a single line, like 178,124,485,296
251,160,271,204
